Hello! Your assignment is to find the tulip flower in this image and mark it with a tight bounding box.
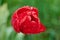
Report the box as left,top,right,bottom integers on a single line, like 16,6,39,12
11,6,46,34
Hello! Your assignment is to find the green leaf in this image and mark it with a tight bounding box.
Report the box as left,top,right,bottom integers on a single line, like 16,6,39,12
0,3,9,26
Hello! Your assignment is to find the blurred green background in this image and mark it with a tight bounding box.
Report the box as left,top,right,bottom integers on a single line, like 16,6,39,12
0,0,60,40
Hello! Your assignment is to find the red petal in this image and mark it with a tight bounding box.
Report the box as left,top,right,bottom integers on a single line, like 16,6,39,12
20,16,44,34
11,11,27,33
11,13,20,32
17,6,38,16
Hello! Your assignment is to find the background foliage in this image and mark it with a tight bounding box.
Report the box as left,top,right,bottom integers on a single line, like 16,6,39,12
0,0,60,40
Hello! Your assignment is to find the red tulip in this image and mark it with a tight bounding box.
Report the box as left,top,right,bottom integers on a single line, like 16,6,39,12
11,6,46,34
